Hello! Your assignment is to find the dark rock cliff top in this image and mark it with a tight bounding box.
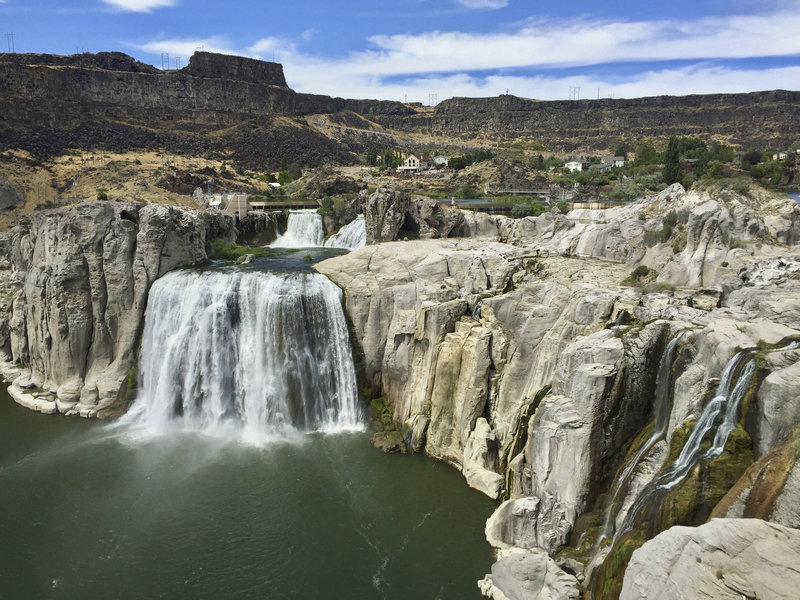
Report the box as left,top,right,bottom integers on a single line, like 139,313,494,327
0,51,159,73
182,51,287,86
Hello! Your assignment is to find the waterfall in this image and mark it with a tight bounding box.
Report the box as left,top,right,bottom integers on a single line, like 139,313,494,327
324,215,366,251
271,210,324,248
616,349,755,539
595,333,683,547
121,269,361,441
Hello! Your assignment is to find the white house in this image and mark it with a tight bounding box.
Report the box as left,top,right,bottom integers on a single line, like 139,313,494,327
564,160,584,172
601,155,625,168
397,154,430,173
773,152,788,161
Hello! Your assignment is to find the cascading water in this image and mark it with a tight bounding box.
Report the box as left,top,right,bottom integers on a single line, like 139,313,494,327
271,209,325,248
324,215,366,251
615,349,755,540
121,268,361,441
595,332,683,548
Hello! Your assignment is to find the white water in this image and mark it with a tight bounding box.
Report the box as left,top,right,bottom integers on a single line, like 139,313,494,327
271,210,325,248
121,269,361,442
324,215,366,251
617,350,755,538
596,333,683,547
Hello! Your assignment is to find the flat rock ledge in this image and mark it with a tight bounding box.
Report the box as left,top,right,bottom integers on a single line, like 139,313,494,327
620,518,800,600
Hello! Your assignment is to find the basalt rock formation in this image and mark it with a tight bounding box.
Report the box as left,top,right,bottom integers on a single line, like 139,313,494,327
2,51,799,168
316,185,800,598
0,201,235,417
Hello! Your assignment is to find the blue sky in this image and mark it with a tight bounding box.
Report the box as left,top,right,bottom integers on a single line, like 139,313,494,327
2,0,799,103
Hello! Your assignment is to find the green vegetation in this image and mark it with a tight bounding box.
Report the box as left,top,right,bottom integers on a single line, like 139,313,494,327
209,240,274,260
96,188,108,201
511,202,549,218
663,136,681,185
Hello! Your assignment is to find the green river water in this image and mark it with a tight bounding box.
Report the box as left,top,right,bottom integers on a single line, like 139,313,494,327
0,386,496,600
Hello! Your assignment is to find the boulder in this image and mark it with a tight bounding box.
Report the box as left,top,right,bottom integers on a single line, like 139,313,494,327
478,550,579,600
620,519,800,600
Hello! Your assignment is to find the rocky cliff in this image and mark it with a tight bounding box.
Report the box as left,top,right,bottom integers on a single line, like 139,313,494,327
316,185,800,598
1,51,798,168
0,201,235,417
393,91,800,152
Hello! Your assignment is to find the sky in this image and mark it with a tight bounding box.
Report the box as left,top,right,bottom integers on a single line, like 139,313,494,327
1,0,799,103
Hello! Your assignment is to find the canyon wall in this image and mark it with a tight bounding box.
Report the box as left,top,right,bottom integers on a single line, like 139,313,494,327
0,201,235,417
316,186,800,598
2,52,798,168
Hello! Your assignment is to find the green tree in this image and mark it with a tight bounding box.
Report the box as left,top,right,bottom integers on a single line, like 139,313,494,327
634,143,661,167
663,136,681,185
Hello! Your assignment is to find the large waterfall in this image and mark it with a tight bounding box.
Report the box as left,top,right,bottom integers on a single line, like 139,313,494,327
122,269,361,441
271,210,325,248
324,215,366,251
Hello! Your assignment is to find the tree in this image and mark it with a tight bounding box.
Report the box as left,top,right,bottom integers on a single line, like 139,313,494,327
634,143,660,167
663,136,681,185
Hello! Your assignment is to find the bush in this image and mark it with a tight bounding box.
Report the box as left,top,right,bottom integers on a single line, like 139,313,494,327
96,188,108,201
511,202,548,218
556,200,569,214
609,180,640,202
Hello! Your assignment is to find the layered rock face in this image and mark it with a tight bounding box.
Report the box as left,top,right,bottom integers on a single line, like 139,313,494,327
316,185,800,598
0,201,234,417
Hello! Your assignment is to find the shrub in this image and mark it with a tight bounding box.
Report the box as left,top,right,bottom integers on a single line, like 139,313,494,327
511,202,548,218
96,188,108,201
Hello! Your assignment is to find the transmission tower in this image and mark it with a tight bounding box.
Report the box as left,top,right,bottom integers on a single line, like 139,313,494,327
6,32,15,53
174,56,182,69
569,86,581,101
161,53,170,70
428,92,438,107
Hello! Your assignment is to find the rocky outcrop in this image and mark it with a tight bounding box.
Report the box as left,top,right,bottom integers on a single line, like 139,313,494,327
182,51,287,86
620,519,800,600
362,188,410,243
478,550,580,600
0,201,234,417
711,424,800,529
0,180,22,214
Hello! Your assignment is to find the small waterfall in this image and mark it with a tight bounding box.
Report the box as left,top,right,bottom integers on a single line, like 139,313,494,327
271,209,324,248
595,333,683,547
324,215,366,251
121,269,361,441
616,349,755,540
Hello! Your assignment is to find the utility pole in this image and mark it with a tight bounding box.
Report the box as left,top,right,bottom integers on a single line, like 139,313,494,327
161,53,170,70
174,56,182,69
6,32,15,53
569,86,581,101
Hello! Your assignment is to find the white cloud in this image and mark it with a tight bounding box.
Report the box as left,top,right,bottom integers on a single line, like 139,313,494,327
456,0,509,9
133,7,800,101
103,0,176,12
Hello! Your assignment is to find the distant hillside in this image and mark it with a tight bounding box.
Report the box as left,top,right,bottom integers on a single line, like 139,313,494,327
1,51,798,169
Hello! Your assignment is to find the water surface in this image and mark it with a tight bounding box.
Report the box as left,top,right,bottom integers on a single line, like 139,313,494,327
0,388,495,600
